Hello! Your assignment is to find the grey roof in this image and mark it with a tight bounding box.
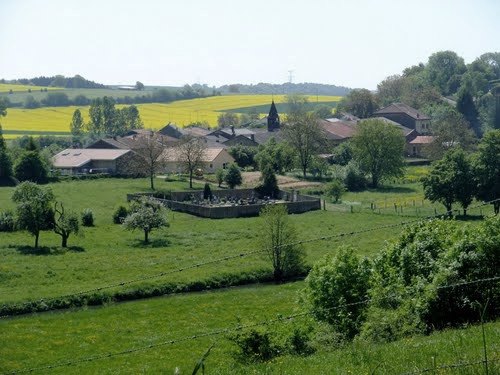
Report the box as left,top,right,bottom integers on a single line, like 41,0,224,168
374,103,431,120
53,149,130,168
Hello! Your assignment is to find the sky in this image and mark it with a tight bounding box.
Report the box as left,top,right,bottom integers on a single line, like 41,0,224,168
0,0,499,90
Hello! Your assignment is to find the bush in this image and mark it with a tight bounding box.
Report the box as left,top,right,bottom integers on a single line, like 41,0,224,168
81,208,94,227
303,246,371,340
344,161,366,191
0,210,15,232
361,217,500,342
325,179,345,203
113,206,129,224
230,328,279,362
203,183,212,200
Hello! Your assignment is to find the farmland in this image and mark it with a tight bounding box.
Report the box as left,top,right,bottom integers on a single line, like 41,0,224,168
0,171,497,373
0,95,341,139
0,83,61,93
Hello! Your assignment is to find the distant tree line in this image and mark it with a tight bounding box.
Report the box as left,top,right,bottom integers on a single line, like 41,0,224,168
11,74,107,89
217,82,351,96
2,83,218,109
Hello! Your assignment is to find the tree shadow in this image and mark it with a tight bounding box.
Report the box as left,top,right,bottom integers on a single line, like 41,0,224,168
453,214,485,222
9,245,85,255
131,238,171,249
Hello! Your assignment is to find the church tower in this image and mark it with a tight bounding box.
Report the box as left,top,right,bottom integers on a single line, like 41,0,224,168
267,100,280,132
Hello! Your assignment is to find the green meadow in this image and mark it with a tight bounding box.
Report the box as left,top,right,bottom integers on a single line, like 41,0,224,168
0,173,496,373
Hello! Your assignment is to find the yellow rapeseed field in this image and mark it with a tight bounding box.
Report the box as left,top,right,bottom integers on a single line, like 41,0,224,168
0,95,341,138
0,83,59,93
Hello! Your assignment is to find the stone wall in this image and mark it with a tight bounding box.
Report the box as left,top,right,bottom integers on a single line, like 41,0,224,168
127,189,320,219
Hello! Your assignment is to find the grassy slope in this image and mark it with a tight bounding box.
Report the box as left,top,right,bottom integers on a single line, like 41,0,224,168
0,95,341,138
1,281,498,374
0,177,409,304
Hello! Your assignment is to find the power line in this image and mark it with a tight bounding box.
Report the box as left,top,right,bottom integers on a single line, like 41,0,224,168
3,276,499,375
2,198,498,319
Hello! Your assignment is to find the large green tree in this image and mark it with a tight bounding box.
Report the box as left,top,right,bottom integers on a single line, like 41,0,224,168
426,50,466,95
351,119,405,188
422,148,475,215
474,130,500,214
14,150,49,183
70,109,84,138
12,181,55,248
337,89,378,118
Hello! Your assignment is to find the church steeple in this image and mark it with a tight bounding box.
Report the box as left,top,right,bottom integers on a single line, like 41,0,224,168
267,100,280,132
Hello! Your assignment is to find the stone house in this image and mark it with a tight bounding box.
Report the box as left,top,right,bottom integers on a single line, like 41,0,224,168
163,147,235,174
373,103,431,134
52,148,132,175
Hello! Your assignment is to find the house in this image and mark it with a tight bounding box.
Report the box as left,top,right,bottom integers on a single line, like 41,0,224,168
157,123,210,139
163,147,235,174
319,119,358,145
406,135,434,158
373,103,431,134
52,149,132,175
206,127,259,147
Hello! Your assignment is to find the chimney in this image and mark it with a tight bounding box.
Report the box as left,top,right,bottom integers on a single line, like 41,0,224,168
251,134,255,141
231,125,235,136
417,113,420,118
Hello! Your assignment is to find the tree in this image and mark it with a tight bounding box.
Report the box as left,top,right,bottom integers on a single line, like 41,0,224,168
325,179,345,203
123,197,168,244
313,104,333,119
70,109,84,138
177,136,207,188
0,97,6,117
474,130,500,214
14,151,49,183
426,51,467,95
12,181,55,248
304,247,370,339
0,125,13,184
377,75,405,106
426,108,476,160
259,204,305,282
53,202,80,247
456,85,481,137
224,163,242,189
422,148,475,215
135,81,145,90
284,100,324,178
23,95,40,109
255,138,295,174
351,119,405,188
128,132,167,190
217,112,239,127
228,145,257,169
336,89,378,118
255,163,279,198
215,168,225,187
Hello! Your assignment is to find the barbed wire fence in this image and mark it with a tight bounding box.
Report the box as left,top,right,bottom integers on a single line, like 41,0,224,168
2,198,499,319
2,276,499,375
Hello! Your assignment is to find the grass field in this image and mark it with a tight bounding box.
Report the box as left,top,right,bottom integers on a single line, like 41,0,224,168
1,281,498,373
0,95,341,138
0,177,412,305
0,174,496,373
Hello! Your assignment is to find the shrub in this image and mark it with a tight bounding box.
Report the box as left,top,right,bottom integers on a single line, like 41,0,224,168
303,246,371,340
325,179,345,203
361,217,500,342
81,208,94,227
203,183,212,200
0,210,15,232
344,161,366,191
230,328,279,362
113,206,129,224
224,163,242,189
